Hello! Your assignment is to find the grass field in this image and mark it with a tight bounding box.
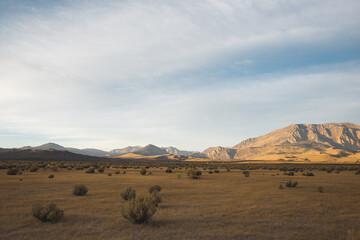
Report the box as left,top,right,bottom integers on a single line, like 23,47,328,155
1,164,360,240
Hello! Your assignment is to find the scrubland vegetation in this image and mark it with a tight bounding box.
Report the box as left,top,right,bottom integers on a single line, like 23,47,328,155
0,160,360,239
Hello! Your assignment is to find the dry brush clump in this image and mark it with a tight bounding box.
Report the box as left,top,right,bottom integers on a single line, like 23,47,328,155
7,168,19,175
121,187,136,201
286,180,298,188
121,196,157,224
302,172,314,176
73,184,88,196
187,168,202,179
150,191,162,207
32,203,64,223
149,185,162,194
140,169,147,175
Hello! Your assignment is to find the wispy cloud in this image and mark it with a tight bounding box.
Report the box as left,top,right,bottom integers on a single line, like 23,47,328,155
0,0,359,150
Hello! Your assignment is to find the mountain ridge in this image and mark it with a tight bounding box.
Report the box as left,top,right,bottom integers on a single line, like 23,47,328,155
203,122,360,161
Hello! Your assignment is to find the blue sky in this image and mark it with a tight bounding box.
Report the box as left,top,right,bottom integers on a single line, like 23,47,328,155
1,0,360,151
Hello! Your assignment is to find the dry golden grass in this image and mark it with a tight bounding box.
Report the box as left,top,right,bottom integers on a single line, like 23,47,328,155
1,166,360,240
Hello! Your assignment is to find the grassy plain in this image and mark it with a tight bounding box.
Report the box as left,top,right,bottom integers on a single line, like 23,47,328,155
1,164,360,240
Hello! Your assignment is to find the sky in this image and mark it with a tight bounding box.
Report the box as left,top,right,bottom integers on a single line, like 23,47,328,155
0,0,360,151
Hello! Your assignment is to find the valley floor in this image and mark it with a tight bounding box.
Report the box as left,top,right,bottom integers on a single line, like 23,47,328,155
1,167,360,239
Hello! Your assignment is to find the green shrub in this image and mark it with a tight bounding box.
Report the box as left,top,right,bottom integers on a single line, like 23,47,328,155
187,169,202,179
177,173,181,179
32,203,64,223
140,169,147,175
121,187,136,201
121,196,157,224
285,180,298,188
48,174,54,179
73,184,88,196
149,185,162,194
150,191,162,207
7,168,19,175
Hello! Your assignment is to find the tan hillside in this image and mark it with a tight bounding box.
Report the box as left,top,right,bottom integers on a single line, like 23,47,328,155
202,146,236,160
203,123,360,163
235,123,360,150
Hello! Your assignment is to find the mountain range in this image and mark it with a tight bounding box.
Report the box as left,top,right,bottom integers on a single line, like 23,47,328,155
2,122,360,163
19,143,197,157
202,122,360,162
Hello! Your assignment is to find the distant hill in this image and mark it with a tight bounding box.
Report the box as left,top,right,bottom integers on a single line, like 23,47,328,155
161,146,195,156
66,148,108,157
21,143,109,157
202,123,360,162
21,142,67,151
133,144,169,156
108,146,143,156
0,148,104,161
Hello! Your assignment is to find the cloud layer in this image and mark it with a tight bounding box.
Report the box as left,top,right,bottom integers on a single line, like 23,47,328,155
1,0,360,150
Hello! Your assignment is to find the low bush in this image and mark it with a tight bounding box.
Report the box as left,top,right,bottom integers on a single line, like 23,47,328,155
73,184,88,196
121,196,157,224
86,167,95,174
279,184,283,189
150,191,162,207
98,167,105,173
108,172,112,176
121,187,136,201
214,169,220,173
285,180,298,188
115,171,120,174
140,169,147,175
187,169,202,179
318,186,324,193
177,173,181,179
244,173,250,177
355,169,360,175
48,174,54,179
30,166,39,172
32,203,64,223
284,171,295,176
208,171,213,174
149,185,162,194
7,168,18,175
302,172,314,176
165,168,173,173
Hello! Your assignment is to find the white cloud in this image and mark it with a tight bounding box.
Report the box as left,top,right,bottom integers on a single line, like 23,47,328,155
0,0,360,150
